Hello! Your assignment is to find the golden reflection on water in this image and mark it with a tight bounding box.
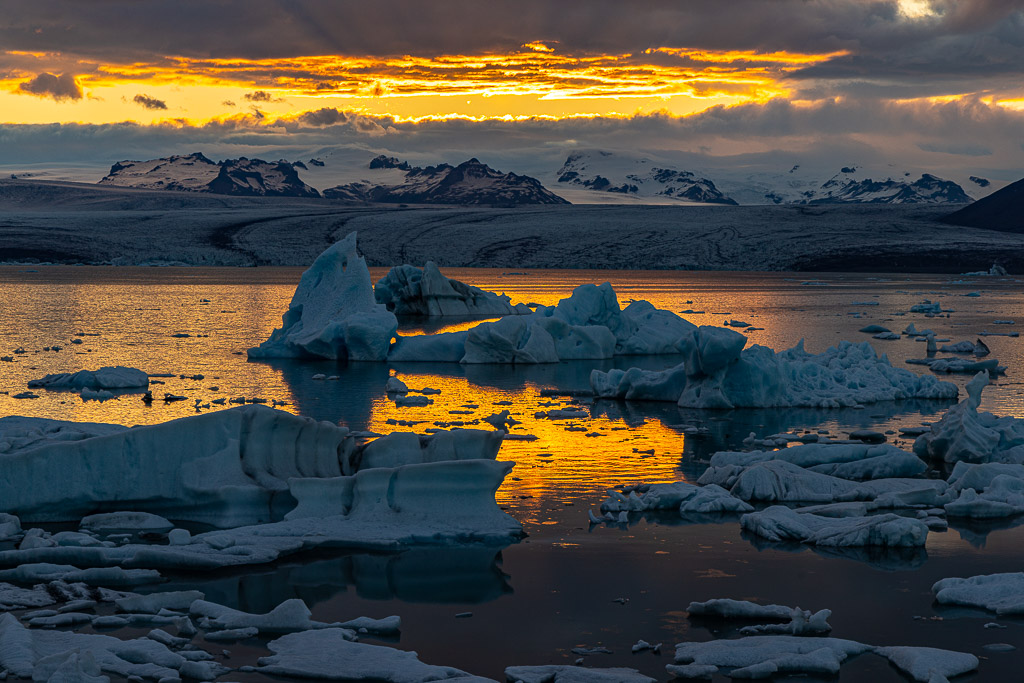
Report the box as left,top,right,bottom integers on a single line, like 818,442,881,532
3,265,1024,521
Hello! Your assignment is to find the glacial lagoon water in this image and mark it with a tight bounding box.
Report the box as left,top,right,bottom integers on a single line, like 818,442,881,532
2,266,1024,681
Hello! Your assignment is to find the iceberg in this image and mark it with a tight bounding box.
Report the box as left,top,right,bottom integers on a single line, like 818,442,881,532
27,367,149,390
248,232,398,360
506,665,655,682
0,405,511,529
667,635,976,682
914,372,1024,464
592,327,957,409
0,458,521,573
686,598,832,635
257,627,490,682
599,482,752,514
0,612,227,681
375,261,530,317
933,572,1024,615
740,505,929,547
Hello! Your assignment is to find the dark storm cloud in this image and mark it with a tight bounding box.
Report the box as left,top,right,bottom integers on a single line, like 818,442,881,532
132,94,167,110
0,1,1019,59
17,72,82,100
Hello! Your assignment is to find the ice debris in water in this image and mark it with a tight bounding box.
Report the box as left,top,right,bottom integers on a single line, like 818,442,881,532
27,367,149,390
667,635,977,682
375,261,531,317
248,231,398,360
506,665,656,682
686,598,832,635
591,325,958,409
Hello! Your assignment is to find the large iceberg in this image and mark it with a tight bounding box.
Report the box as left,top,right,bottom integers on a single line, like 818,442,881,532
914,371,1024,464
375,261,530,317
0,405,507,528
396,283,696,363
591,326,958,408
248,232,398,360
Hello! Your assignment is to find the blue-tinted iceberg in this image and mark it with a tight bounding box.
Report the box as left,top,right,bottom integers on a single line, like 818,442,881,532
375,261,530,317
248,232,397,360
592,325,958,408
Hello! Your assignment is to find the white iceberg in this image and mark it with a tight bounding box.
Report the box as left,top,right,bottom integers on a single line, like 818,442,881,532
592,327,957,409
0,458,521,574
0,406,512,530
668,636,870,679
0,612,226,681
740,505,929,547
391,283,695,363
599,482,752,514
687,599,832,635
375,261,530,317
257,627,490,681
506,665,655,682
933,572,1024,615
914,372,1024,464
248,232,398,360
875,646,979,682
27,367,149,390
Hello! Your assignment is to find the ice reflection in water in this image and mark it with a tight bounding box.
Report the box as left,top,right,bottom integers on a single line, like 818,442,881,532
4,266,1024,680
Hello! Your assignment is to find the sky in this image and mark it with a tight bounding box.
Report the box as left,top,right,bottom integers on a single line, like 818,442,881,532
1,0,1023,183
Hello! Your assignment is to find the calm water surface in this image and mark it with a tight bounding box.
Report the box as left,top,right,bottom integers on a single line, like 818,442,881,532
2,266,1023,681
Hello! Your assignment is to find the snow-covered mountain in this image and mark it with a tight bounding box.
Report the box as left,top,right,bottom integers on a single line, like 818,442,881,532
545,149,974,206
323,156,568,205
554,151,737,205
777,170,972,204
99,153,321,198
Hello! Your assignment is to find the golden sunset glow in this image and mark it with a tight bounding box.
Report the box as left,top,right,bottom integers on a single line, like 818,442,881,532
0,44,846,125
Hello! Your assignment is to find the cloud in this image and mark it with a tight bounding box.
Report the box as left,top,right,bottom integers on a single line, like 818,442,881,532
243,90,274,102
17,72,82,100
133,93,167,110
222,99,236,107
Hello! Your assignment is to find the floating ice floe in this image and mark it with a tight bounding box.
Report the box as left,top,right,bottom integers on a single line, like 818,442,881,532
591,326,957,409
256,627,491,682
248,232,398,360
0,612,227,681
687,598,832,635
906,356,1005,374
80,512,173,533
933,572,1024,615
506,665,655,682
599,482,752,515
375,261,531,317
740,505,929,547
914,372,1024,465
27,367,149,390
667,636,977,682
